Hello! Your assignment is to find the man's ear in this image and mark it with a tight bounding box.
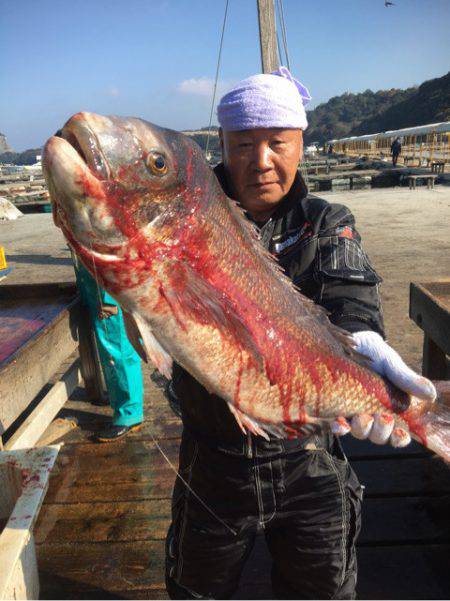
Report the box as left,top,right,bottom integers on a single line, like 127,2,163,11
298,130,304,163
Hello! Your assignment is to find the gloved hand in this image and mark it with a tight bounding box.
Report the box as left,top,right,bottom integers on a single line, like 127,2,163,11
331,330,437,447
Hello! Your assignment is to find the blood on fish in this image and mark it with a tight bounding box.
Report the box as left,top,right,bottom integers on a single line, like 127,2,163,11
43,113,447,456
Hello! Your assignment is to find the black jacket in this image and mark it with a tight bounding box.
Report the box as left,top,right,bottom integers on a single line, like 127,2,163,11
172,165,385,452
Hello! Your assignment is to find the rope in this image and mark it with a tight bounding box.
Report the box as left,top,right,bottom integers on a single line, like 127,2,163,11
85,243,237,535
87,242,116,366
149,430,238,536
205,0,229,158
276,0,291,70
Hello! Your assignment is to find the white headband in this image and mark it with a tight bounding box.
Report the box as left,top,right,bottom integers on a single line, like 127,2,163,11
217,66,311,131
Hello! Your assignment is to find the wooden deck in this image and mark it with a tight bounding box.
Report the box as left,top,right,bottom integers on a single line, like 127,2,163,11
33,365,450,600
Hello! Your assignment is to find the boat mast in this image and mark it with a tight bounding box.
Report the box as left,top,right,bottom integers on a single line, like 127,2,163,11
257,0,280,73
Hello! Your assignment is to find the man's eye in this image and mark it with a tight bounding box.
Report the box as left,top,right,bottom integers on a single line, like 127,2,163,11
238,142,252,148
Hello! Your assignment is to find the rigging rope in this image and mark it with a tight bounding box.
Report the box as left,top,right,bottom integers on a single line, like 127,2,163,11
205,0,229,158
276,0,291,70
85,242,237,535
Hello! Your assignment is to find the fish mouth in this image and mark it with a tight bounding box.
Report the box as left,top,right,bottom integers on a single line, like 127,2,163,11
43,112,127,262
56,112,112,180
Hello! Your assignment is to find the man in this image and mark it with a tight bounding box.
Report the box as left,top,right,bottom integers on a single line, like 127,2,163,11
391,136,402,166
165,69,435,599
74,259,144,442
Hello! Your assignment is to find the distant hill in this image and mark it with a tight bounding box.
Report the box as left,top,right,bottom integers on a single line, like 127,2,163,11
0,147,41,165
182,130,221,154
350,71,450,136
304,71,450,144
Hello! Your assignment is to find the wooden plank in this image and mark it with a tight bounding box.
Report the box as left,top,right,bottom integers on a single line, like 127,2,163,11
422,333,449,379
39,584,169,600
77,306,105,402
342,436,427,459
5,360,81,450
0,281,76,301
357,544,450,599
359,496,449,544
44,446,450,506
0,295,76,365
34,494,449,549
58,414,182,446
409,281,450,356
54,378,181,444
44,439,180,504
43,437,450,505
0,301,80,434
352,456,450,497
36,540,166,593
35,499,171,544
0,446,61,600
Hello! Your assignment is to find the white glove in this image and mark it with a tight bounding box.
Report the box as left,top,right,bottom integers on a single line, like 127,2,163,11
331,331,437,447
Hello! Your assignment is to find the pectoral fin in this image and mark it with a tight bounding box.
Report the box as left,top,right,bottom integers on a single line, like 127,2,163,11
122,310,173,378
123,310,148,362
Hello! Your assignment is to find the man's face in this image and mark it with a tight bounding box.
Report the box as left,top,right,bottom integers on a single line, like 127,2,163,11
220,128,303,220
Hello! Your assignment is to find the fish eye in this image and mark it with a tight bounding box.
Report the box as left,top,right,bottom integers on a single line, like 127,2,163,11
146,152,168,175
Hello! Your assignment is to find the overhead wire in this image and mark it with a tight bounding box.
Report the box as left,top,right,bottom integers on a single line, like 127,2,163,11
205,0,229,158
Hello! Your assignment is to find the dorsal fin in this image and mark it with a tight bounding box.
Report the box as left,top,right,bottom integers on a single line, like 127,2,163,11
224,194,355,354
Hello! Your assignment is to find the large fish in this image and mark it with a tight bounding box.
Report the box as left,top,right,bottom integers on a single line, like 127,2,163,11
43,112,449,460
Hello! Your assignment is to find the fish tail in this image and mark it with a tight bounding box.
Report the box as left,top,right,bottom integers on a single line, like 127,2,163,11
411,390,450,462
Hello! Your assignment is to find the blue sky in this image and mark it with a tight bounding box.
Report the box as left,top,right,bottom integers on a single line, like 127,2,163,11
1,0,449,150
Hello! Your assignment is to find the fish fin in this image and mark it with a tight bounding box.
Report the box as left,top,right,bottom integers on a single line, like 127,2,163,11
124,311,173,379
226,195,361,355
226,402,322,441
327,322,376,365
123,310,148,363
227,404,274,439
411,390,450,462
161,265,263,365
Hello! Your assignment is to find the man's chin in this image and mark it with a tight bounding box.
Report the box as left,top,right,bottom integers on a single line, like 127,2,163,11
252,192,284,205
245,183,283,199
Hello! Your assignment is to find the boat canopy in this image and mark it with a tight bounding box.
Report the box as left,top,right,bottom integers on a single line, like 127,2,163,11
328,121,450,144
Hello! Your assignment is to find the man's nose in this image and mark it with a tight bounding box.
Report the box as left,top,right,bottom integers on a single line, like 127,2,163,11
253,144,272,170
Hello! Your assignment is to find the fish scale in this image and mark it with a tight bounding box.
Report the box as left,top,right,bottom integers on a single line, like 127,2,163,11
42,111,449,461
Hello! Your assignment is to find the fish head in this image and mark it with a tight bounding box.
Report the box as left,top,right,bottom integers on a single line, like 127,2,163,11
42,111,210,290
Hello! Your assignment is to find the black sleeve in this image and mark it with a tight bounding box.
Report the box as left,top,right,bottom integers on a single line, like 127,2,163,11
313,203,385,337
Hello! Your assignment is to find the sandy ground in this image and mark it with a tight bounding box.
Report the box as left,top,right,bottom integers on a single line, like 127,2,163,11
320,186,450,370
2,185,449,372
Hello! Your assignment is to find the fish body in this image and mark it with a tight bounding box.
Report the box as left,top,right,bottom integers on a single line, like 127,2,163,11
43,112,449,459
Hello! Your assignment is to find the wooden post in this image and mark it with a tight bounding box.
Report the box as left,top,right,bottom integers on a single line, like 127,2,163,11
422,334,449,379
77,305,105,402
257,0,279,73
